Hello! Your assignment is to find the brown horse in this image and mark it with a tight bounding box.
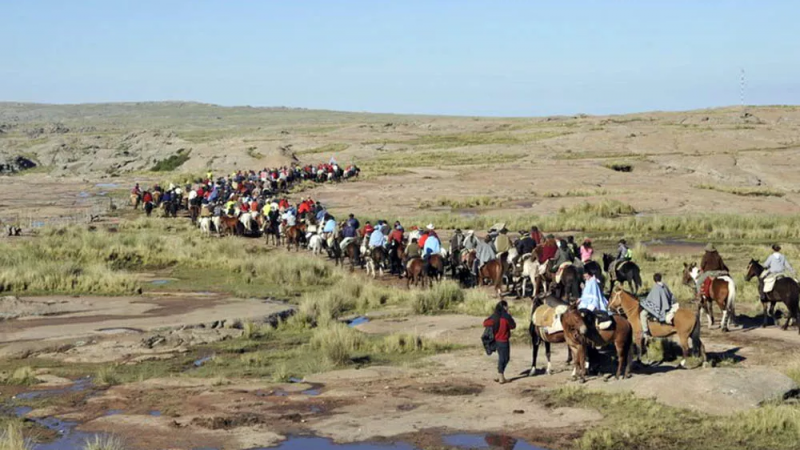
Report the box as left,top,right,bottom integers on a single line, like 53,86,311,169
682,263,736,331
608,289,706,366
463,252,503,295
343,240,361,271
219,216,241,236
406,257,425,288
528,294,572,376
746,260,800,332
425,254,445,285
285,223,306,251
561,307,633,382
189,204,200,225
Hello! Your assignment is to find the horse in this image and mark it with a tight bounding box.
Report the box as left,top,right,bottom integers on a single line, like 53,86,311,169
682,262,736,331
144,201,154,217
602,254,642,294
130,193,141,209
425,254,445,285
285,223,306,251
199,217,212,236
308,232,325,256
219,216,241,236
328,234,345,266
463,252,503,295
746,260,800,331
528,294,572,376
561,306,633,382
406,257,425,288
366,247,388,278
343,240,361,271
387,240,405,276
549,263,581,302
189,204,200,225
263,218,281,246
608,289,706,366
152,190,162,206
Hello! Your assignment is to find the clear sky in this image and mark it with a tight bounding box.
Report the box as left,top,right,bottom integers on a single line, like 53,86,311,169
2,1,799,116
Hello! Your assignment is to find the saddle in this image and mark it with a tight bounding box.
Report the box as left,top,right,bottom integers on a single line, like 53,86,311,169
555,262,573,284
763,272,793,294
581,309,615,331
532,302,568,334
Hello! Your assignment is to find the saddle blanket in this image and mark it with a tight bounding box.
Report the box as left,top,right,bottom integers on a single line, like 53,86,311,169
763,272,795,293
533,304,567,334
701,277,714,298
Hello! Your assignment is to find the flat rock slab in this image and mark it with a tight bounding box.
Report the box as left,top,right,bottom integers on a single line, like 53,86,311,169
0,294,293,344
591,367,796,415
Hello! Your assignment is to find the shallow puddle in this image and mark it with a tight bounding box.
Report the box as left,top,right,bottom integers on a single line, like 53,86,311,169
348,316,370,327
193,354,214,367
251,436,418,449
14,376,92,400
150,279,172,286
443,433,547,450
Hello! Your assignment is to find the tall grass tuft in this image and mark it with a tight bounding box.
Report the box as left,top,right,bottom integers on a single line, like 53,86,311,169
83,435,126,450
1,367,37,386
0,422,30,450
95,366,120,386
412,281,464,314
309,324,365,366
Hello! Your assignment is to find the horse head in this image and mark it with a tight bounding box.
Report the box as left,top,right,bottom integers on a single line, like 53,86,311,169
681,262,698,286
607,287,632,315
745,258,761,281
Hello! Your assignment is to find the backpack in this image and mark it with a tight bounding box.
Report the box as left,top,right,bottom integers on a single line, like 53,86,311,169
481,314,501,355
625,248,633,260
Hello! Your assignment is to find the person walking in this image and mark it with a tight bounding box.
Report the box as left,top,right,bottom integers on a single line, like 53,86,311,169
483,300,516,384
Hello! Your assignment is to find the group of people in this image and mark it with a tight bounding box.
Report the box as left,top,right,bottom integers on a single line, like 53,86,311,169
130,160,359,221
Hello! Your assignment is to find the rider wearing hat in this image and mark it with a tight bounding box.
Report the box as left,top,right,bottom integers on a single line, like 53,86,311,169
696,243,729,294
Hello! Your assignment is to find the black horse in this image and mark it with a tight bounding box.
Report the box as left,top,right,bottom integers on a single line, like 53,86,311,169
746,259,800,331
602,253,642,295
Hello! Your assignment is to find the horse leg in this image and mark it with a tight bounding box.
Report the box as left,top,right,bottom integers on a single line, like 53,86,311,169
783,299,793,331
530,327,539,376
679,332,690,368
545,340,554,375
762,301,770,327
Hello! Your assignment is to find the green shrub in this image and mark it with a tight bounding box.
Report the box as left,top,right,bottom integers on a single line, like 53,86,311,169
412,281,464,314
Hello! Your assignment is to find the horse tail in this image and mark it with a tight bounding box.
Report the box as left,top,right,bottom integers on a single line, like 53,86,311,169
690,310,705,359
722,276,736,315
633,269,642,292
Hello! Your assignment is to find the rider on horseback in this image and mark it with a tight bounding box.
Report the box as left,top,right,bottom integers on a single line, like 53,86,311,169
696,243,729,295
473,234,496,278
760,244,797,302
422,227,441,274
639,273,676,339
549,240,572,273
610,239,632,280
368,223,386,249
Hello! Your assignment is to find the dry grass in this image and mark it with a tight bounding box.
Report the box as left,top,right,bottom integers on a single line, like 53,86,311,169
0,422,30,450
1,367,37,386
83,435,126,450
696,183,785,197
412,281,464,314
418,196,509,209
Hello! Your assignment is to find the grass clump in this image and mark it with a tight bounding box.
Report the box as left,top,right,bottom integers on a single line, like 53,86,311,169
558,200,637,218
696,183,785,197
151,148,191,172
95,366,121,386
542,188,609,198
309,324,365,366
83,435,126,450
412,281,464,314
0,422,30,450
418,196,508,209
245,146,264,159
296,143,349,156
1,367,37,386
457,289,496,317
602,161,633,172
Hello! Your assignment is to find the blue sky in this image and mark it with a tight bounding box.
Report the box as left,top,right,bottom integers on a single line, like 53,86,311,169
2,1,798,116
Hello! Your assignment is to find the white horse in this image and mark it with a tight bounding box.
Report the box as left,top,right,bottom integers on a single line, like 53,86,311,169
239,213,253,234
199,217,212,236
308,233,325,255
211,216,222,237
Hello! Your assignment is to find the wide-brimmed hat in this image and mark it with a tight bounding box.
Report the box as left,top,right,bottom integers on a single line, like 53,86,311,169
426,223,435,230
705,243,716,252
465,230,474,236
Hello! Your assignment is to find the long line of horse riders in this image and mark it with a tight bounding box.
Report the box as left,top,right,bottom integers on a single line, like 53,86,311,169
130,172,800,380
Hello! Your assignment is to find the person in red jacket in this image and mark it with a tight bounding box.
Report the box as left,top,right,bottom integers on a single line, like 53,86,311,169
538,234,558,264
483,300,516,384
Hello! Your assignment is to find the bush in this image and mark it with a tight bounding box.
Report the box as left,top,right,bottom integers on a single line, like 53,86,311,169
0,422,30,450
96,366,120,386
412,281,464,314
309,324,364,366
151,149,191,172
1,367,37,386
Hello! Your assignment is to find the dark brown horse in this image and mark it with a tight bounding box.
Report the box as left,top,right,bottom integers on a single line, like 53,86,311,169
189,204,200,225
608,288,705,366
528,294,572,376
682,262,736,331
602,254,642,294
285,223,306,251
746,260,800,332
343,240,361,271
561,306,633,382
425,254,445,285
